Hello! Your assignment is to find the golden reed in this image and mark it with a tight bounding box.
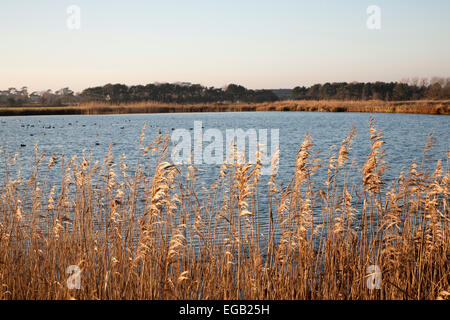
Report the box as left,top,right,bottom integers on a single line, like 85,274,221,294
0,120,448,300
0,99,449,116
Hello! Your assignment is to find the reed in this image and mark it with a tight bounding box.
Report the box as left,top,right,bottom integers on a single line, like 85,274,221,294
0,120,448,300
0,99,449,116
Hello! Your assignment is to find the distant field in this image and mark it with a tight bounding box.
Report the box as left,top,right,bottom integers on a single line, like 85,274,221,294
0,99,449,116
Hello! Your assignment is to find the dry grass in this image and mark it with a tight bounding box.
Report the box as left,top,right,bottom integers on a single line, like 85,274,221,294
254,99,450,114
0,99,449,116
0,120,449,300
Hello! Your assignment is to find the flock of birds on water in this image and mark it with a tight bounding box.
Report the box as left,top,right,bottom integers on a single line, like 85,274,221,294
1,119,198,148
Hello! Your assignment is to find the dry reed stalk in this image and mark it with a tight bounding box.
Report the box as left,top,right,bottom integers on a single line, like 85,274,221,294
0,120,448,300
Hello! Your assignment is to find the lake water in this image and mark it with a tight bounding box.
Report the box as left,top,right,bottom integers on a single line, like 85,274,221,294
1,112,448,178
0,112,449,233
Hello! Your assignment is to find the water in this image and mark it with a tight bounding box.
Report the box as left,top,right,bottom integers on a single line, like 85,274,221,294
1,112,448,178
0,112,449,235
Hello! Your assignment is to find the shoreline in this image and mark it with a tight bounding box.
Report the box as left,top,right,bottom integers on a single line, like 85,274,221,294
0,99,449,116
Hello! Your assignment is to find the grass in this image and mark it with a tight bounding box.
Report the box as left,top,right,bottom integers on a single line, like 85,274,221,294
0,99,449,116
0,120,449,300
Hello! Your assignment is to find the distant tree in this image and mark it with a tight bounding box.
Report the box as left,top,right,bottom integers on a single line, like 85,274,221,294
20,86,28,97
426,83,443,99
362,83,372,100
442,84,450,99
292,86,308,99
7,97,17,107
308,84,321,99
392,83,412,100
225,84,247,101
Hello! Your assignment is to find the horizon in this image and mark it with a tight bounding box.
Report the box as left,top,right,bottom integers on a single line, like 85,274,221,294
1,1,450,92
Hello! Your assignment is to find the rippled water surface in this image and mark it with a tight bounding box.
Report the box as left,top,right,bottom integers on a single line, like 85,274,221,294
1,112,449,229
1,112,448,176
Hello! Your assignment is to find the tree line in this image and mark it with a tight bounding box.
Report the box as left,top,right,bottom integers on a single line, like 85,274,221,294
0,83,279,106
292,78,450,101
1,78,450,107
79,83,279,104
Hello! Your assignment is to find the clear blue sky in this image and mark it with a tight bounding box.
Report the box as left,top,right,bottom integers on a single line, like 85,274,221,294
1,0,449,92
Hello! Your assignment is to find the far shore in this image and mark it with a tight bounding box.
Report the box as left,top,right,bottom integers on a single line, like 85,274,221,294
1,99,449,117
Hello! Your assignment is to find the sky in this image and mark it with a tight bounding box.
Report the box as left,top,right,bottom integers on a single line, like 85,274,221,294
1,0,450,92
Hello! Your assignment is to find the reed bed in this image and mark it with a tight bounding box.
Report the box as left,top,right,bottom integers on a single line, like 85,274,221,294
0,120,448,300
1,99,449,116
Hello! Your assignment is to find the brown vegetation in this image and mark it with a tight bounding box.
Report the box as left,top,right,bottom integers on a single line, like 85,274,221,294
0,121,449,300
0,99,449,117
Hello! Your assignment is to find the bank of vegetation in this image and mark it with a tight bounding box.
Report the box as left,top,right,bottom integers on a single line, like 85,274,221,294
1,79,450,116
0,99,449,116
